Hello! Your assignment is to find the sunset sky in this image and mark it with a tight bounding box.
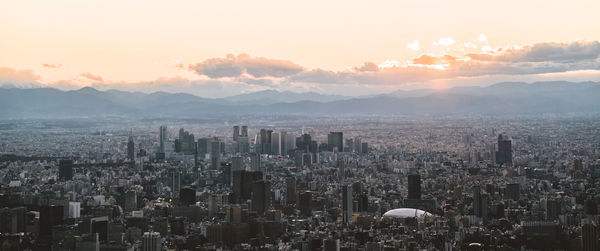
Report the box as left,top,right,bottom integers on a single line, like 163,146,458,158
1,0,600,97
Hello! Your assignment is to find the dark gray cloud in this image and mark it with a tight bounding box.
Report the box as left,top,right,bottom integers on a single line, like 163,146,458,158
289,41,600,86
190,53,303,78
466,41,600,62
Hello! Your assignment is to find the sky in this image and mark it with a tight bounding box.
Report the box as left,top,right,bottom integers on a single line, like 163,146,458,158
1,0,600,97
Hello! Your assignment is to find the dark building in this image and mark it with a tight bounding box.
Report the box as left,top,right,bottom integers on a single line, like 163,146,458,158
251,180,271,215
327,132,343,152
180,187,196,205
286,177,297,205
407,174,421,200
506,183,520,201
39,205,64,245
257,129,273,155
233,125,240,141
296,134,312,153
496,134,512,165
342,184,353,223
91,216,109,242
582,222,599,251
197,138,208,156
158,125,167,153
298,191,312,217
232,170,263,203
176,128,196,155
210,139,221,170
58,159,74,182
127,129,135,161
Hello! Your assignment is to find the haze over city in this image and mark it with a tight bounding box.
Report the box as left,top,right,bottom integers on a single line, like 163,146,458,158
1,1,600,251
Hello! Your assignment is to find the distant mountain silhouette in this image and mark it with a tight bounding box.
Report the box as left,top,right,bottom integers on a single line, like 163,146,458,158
0,81,599,118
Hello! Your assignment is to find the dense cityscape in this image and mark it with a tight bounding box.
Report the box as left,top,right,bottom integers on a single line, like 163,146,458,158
0,114,599,250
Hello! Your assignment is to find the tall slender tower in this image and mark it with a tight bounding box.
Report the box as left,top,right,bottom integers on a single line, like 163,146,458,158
158,126,167,153
127,129,135,161
233,126,240,141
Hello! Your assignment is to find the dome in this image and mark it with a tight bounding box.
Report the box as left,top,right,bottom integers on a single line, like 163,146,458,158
382,208,432,218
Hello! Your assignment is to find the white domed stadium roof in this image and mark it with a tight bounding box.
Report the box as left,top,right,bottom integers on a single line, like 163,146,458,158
383,208,432,218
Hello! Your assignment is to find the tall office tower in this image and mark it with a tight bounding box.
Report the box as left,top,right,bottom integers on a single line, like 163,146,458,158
582,222,599,251
296,133,312,153
179,187,196,205
250,152,261,171
208,195,217,217
231,156,243,186
39,205,65,238
241,125,248,137
323,239,340,251
210,140,221,170
354,137,362,153
284,133,296,155
298,191,312,217
286,177,297,205
473,185,482,217
543,198,561,220
506,183,520,201
158,126,167,153
346,138,354,152
232,170,264,203
177,128,196,154
124,190,137,212
197,138,208,156
256,129,273,154
168,168,181,193
252,180,271,215
407,174,422,200
327,132,344,152
127,129,135,161
232,156,243,171
59,159,74,181
271,132,281,155
233,125,240,141
142,231,161,251
496,134,513,165
361,142,369,154
279,131,287,154
342,184,353,223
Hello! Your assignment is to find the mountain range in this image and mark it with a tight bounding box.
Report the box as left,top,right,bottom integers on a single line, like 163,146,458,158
1,81,599,118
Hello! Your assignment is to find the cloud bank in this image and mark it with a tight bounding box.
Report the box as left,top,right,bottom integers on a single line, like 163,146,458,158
2,41,600,96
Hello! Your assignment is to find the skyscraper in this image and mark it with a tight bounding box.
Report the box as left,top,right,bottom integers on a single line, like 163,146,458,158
59,159,74,181
506,183,520,201
250,152,261,171
142,231,161,251
298,191,312,217
127,129,135,161
496,134,512,165
407,174,421,200
271,132,281,155
342,184,353,223
158,126,167,153
252,180,271,215
582,222,599,251
241,125,248,137
210,139,221,169
286,177,297,205
168,168,181,193
233,125,240,141
328,132,343,152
